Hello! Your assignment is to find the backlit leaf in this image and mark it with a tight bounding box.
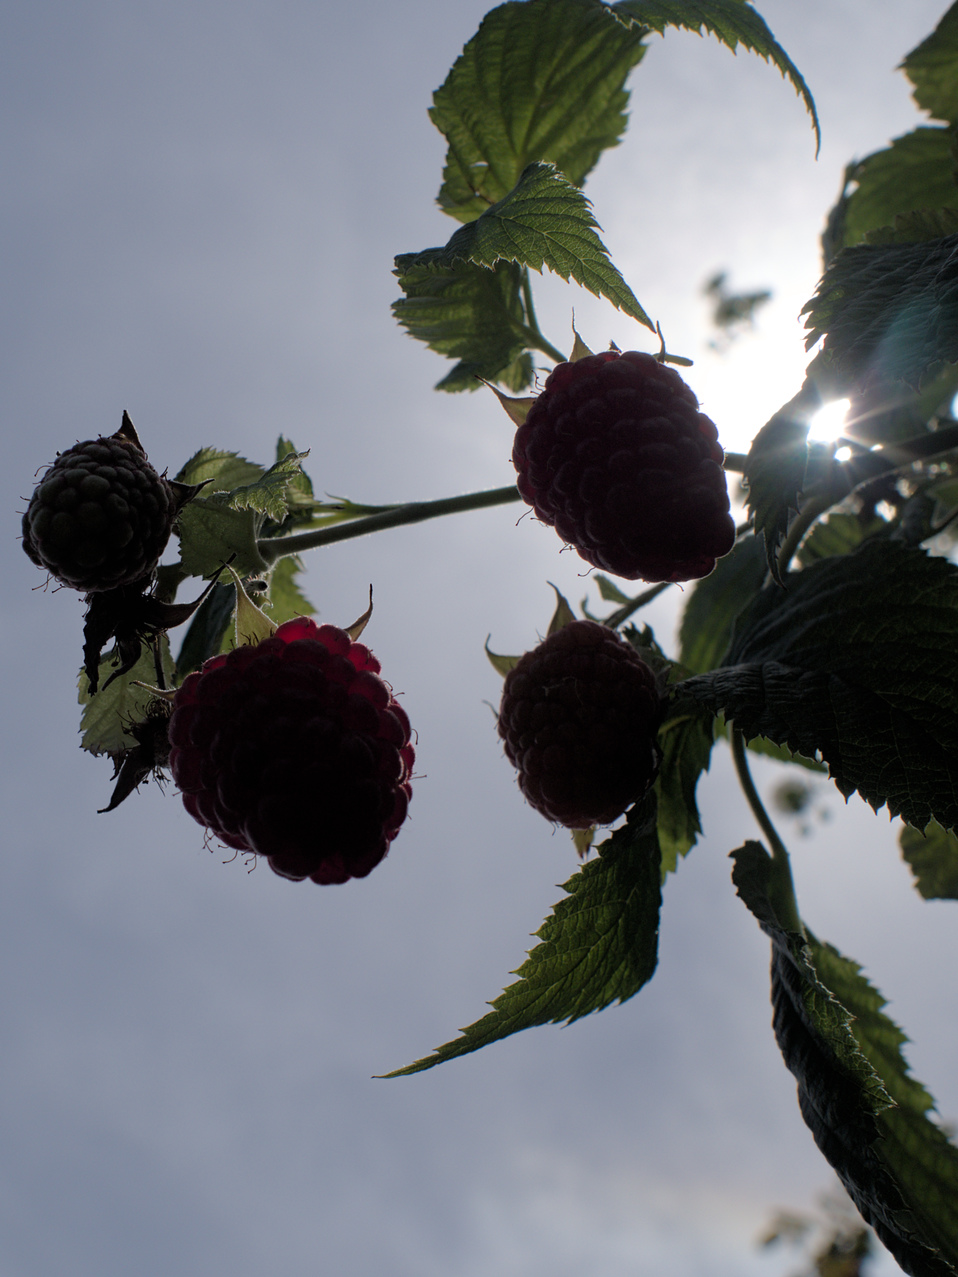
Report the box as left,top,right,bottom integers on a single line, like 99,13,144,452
403,163,652,327
900,820,958,900
431,0,646,222
678,540,958,831
384,794,661,1076
612,0,819,149
903,3,958,125
733,841,958,1277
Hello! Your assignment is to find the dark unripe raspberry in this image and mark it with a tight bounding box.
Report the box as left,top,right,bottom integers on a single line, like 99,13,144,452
497,620,661,829
22,433,175,591
512,350,736,582
168,617,415,885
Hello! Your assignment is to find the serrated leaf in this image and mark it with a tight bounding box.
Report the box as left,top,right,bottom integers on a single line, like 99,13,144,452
175,497,269,578
900,820,958,900
405,163,652,327
713,714,825,772
833,128,958,251
678,533,767,674
173,451,309,577
273,436,318,520
612,0,819,150
802,232,958,390
174,447,265,491
392,257,532,391
744,380,819,574
654,704,713,875
431,0,647,223
867,206,958,246
903,3,958,125
677,540,958,831
732,842,958,1277
78,638,174,755
228,449,310,523
383,794,661,1076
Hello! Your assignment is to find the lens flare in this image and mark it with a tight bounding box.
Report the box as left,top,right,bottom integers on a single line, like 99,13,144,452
808,398,850,442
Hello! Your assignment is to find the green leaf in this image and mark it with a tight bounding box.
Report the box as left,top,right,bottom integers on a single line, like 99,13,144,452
173,452,311,578
744,380,819,575
275,436,314,494
902,2,958,125
592,574,632,605
175,497,269,578
263,554,315,628
811,940,958,1272
546,583,577,633
743,734,824,772
431,0,647,223
226,448,311,524
612,0,819,150
833,128,958,251
713,715,825,772
383,794,661,1076
867,206,958,246
677,539,958,831
654,704,713,875
802,231,958,391
78,638,174,755
174,447,265,491
678,533,767,673
392,257,532,391
175,580,236,675
796,511,888,566
900,820,958,900
732,841,958,1277
404,163,652,328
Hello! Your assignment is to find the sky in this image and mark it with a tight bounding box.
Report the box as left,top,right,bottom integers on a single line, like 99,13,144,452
2,2,957,1275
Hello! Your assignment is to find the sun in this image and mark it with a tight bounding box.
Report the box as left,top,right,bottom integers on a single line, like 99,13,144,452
807,398,851,443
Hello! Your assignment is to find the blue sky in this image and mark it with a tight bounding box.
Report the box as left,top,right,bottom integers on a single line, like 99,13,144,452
3,2,956,1274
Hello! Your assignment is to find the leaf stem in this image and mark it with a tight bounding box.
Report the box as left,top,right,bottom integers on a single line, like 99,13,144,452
602,581,671,629
513,272,567,365
257,484,523,564
776,491,836,578
730,728,803,934
514,319,568,367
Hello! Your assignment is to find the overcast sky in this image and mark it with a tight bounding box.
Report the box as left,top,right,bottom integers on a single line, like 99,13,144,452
3,2,956,1275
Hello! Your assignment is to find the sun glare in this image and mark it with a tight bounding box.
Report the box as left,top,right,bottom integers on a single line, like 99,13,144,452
808,397,851,442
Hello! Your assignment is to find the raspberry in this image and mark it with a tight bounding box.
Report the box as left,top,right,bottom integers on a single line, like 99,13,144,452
168,617,415,885
22,416,176,592
512,350,736,581
497,620,661,829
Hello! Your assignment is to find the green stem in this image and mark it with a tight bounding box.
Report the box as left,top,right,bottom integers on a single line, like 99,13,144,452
730,728,804,935
515,319,568,367
512,272,567,365
257,484,523,564
602,581,671,629
723,451,748,473
776,491,835,579
520,269,542,343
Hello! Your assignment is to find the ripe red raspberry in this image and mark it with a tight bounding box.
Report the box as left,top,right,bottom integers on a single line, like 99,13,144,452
168,617,415,884
22,421,176,592
512,350,736,582
497,620,661,829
